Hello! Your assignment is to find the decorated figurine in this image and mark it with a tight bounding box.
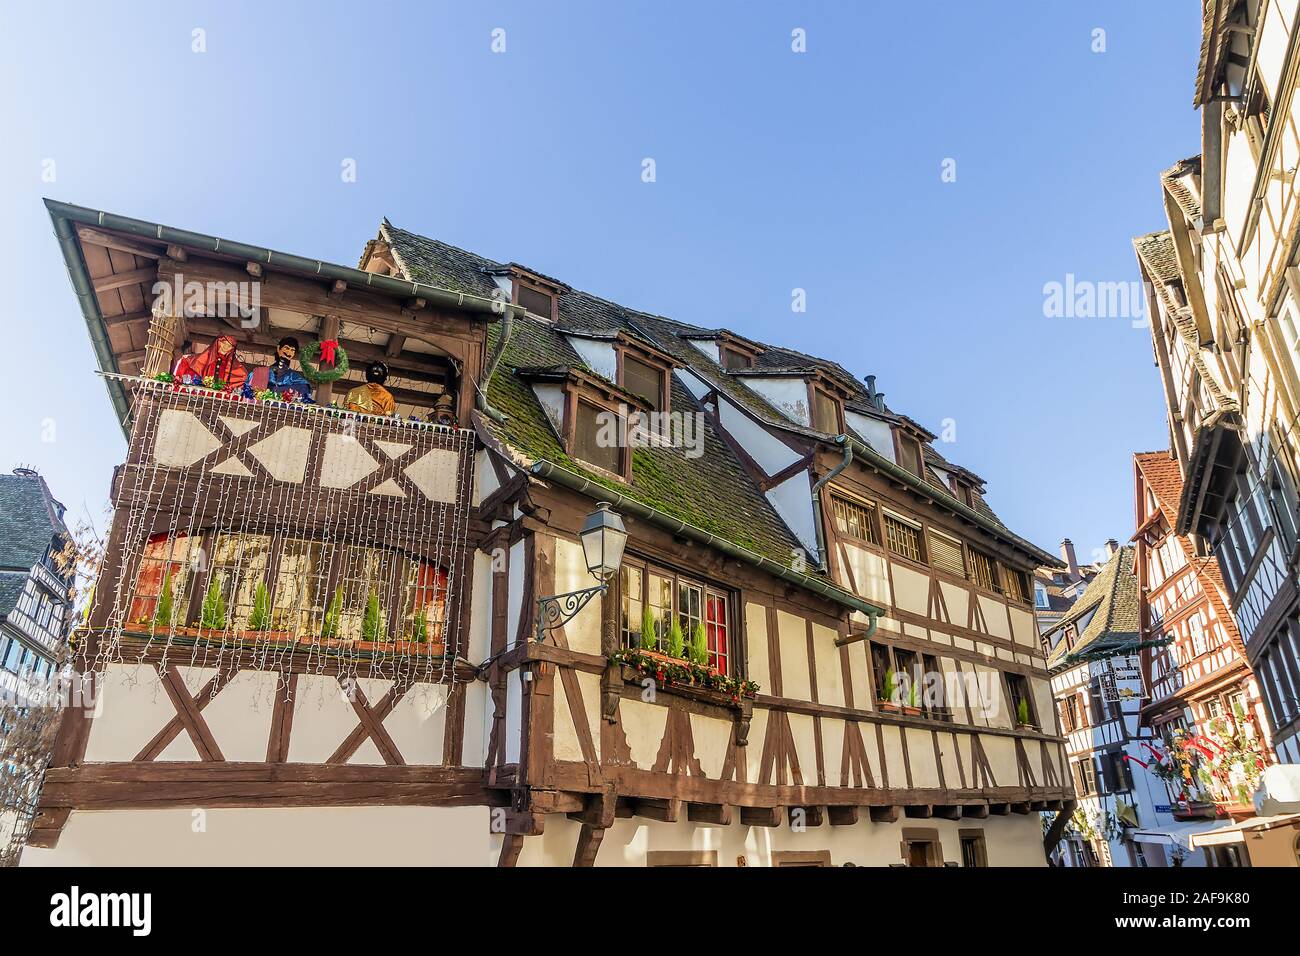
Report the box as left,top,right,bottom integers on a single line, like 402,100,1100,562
243,336,315,402
173,334,248,391
345,361,396,416
430,393,457,427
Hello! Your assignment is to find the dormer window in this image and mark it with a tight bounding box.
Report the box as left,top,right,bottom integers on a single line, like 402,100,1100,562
623,354,665,411
895,432,924,477
516,283,556,322
811,387,843,434
615,334,675,414
572,399,621,474
720,347,753,370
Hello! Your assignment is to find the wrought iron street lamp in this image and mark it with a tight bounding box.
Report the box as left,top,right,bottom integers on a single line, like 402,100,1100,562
534,502,627,642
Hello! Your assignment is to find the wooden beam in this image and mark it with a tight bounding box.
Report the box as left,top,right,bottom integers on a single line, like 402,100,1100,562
868,805,900,823
634,797,681,823
103,309,153,327
960,803,990,819
245,261,264,279
903,804,933,819
788,805,824,827
987,803,1011,816
498,834,524,868
165,244,188,262
75,225,162,260
93,266,157,293
329,279,347,299
385,334,407,357
686,802,732,825
740,806,783,827
933,804,962,821
827,805,859,826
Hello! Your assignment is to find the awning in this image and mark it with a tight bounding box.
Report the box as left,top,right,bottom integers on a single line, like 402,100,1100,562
1130,819,1223,848
1188,813,1300,849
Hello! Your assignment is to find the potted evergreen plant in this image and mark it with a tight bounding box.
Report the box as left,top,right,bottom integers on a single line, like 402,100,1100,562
356,590,388,651
242,580,293,647
311,587,345,647
877,668,902,714
1015,697,1034,729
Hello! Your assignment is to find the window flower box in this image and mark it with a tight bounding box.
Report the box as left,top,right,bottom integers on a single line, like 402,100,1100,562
1212,800,1255,822
610,647,757,706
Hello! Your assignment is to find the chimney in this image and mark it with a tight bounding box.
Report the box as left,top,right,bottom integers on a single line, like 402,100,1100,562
1061,538,1081,582
1105,538,1119,557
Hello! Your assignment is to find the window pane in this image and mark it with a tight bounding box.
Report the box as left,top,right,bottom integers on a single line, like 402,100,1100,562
646,572,672,651
883,513,924,563
129,532,200,625
572,401,621,473
969,550,998,591
210,532,273,631
517,285,553,319
813,390,840,433
623,356,664,411
272,538,331,636
620,564,644,649
337,545,397,641
706,592,729,673
832,495,879,545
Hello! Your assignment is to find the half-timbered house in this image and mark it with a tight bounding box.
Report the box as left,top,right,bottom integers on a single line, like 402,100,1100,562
23,201,1069,866
1131,449,1276,861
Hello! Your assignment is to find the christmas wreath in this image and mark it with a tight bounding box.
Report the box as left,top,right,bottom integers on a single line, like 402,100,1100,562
300,339,350,384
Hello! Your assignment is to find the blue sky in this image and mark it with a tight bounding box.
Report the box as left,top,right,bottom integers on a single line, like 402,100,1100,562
0,1,1199,562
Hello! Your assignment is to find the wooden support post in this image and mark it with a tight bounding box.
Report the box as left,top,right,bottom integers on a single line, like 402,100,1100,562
573,823,605,867
498,834,524,868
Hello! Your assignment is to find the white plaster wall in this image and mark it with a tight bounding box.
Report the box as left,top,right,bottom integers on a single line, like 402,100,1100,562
509,805,1046,867
23,806,495,867
845,411,897,463
687,339,721,363
472,449,499,507
553,537,601,656
765,472,817,558
565,337,617,381
717,399,802,473
740,376,811,427
531,382,566,433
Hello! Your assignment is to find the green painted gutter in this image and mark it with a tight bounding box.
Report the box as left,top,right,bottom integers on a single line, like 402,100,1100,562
839,434,1063,569
529,458,887,622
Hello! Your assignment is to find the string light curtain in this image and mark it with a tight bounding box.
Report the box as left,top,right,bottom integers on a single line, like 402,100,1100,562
89,375,475,693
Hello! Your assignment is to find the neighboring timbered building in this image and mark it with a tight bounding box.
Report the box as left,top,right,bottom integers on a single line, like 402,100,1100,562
0,468,72,703
1042,546,1170,866
24,201,1068,866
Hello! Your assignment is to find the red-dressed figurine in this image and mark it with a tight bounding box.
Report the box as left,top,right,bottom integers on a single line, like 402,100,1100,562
173,334,248,390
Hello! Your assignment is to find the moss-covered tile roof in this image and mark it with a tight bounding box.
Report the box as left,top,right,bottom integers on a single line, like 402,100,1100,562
1044,545,1140,669
383,222,1055,567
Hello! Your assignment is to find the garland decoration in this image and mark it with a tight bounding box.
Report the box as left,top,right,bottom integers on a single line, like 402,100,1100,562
610,647,758,703
300,339,350,384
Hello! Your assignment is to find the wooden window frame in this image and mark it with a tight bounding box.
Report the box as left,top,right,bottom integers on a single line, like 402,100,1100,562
928,528,966,579
893,430,925,477
882,509,926,565
772,850,832,867
1005,671,1037,729
646,850,718,867
510,271,566,324
720,345,755,370
958,829,988,867
967,548,1000,594
618,555,738,675
613,334,675,414
830,491,882,547
809,383,844,434
129,529,449,644
1002,564,1031,604
557,369,649,480
900,827,942,867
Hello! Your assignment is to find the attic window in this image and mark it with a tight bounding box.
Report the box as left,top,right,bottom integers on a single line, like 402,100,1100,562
516,284,556,322
811,387,842,434
721,346,754,370
615,336,673,413
571,399,622,475
622,355,666,411
896,433,924,476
